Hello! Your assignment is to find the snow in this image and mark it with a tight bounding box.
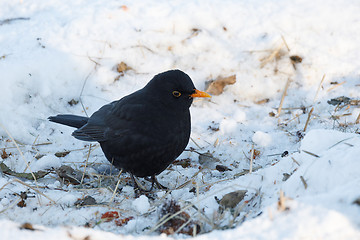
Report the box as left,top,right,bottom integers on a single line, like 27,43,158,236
1,0,360,239
132,195,150,214
31,154,62,172
252,131,272,147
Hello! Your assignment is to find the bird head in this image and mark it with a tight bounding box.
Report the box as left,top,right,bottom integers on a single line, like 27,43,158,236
145,69,211,109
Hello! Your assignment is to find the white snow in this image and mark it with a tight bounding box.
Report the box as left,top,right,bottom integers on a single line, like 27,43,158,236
132,195,150,214
252,131,272,147
31,154,62,172
1,0,360,239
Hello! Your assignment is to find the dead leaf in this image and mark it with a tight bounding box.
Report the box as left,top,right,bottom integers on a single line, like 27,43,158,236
216,165,232,172
218,190,247,209
269,112,276,117
17,192,27,208
74,195,97,207
56,165,85,185
115,62,132,74
173,158,192,168
55,151,70,158
289,55,303,64
159,200,200,235
0,162,49,180
1,149,10,159
282,173,291,181
255,98,270,105
327,96,351,106
205,75,236,95
120,5,128,11
113,62,133,81
115,216,134,226
207,121,219,131
68,99,79,106
353,197,360,206
20,222,37,231
101,211,119,222
249,149,261,159
198,152,220,168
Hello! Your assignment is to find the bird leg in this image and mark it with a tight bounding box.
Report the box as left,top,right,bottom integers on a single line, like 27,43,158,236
130,174,148,192
150,175,168,191
131,174,168,197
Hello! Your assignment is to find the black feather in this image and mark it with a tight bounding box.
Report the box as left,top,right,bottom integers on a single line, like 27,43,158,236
48,114,89,128
49,70,202,178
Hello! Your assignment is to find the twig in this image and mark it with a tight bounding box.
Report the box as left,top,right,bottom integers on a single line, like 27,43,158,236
291,157,300,166
0,17,30,26
174,218,192,235
13,178,55,203
273,106,312,111
81,145,92,184
281,35,290,52
327,81,346,92
277,190,287,211
0,179,55,206
277,78,291,117
249,144,254,174
233,166,262,178
190,137,202,149
260,42,284,68
0,123,39,187
87,56,101,67
193,224,197,237
230,194,257,227
0,142,52,151
313,74,326,103
356,112,360,124
282,113,301,125
191,205,215,229
213,138,219,147
175,169,202,190
149,203,194,233
303,107,314,131
328,137,354,149
300,176,307,189
79,55,102,117
0,195,21,214
131,44,155,54
150,183,252,234
301,150,320,158
109,169,123,203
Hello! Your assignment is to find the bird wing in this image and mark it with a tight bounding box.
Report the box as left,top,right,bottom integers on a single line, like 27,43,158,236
71,102,113,141
72,95,152,142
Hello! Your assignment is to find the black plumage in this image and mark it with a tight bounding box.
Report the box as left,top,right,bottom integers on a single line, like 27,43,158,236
49,69,210,189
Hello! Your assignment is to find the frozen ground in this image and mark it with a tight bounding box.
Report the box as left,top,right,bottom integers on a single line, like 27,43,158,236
1,0,360,239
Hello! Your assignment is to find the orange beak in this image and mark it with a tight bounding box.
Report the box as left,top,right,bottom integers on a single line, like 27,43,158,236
190,89,211,98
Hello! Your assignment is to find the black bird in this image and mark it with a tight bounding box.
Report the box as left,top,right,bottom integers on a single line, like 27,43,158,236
49,70,210,190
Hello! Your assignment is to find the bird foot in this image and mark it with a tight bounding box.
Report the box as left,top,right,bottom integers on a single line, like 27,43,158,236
131,175,168,197
143,175,168,191
150,175,168,190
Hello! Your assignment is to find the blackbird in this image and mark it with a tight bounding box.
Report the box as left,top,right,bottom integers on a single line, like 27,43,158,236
49,69,210,190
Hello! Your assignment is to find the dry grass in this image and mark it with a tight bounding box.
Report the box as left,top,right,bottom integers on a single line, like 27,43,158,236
277,78,292,118
0,34,358,237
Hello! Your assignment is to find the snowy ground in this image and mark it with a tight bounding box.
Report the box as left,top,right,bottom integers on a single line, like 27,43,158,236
1,0,360,239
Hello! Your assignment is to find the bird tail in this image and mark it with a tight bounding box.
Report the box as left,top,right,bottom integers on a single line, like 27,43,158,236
48,114,89,129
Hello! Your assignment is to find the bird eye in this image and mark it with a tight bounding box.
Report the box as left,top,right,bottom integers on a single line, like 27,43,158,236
172,91,181,97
